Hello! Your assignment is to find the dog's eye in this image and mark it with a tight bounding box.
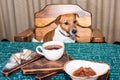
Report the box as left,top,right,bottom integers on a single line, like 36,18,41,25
73,20,77,24
64,22,69,25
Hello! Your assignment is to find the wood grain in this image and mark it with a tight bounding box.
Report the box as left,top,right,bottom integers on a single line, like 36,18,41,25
2,53,42,77
35,4,91,27
92,29,105,42
21,51,70,74
14,28,34,42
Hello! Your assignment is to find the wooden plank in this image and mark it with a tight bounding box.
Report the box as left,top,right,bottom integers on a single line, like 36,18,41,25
92,29,105,42
2,53,42,77
14,28,34,42
21,51,70,74
35,71,63,80
75,26,92,42
35,4,91,27
35,23,57,41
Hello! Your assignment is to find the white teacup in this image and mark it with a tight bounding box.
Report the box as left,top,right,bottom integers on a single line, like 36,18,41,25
36,41,64,61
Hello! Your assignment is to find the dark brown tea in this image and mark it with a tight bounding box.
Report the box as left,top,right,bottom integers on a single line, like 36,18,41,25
44,45,62,50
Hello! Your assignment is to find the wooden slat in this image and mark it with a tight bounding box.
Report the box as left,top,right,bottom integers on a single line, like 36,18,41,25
21,51,70,74
14,28,34,42
35,71,63,80
35,23,57,41
92,29,105,42
35,4,91,27
2,53,42,77
75,26,92,42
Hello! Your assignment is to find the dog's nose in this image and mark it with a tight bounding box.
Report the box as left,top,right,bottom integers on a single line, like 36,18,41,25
72,29,77,34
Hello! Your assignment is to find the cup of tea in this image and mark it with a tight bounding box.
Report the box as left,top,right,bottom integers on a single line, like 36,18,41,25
36,41,64,61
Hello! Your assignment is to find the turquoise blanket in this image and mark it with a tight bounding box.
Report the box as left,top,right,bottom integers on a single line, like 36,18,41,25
0,42,120,80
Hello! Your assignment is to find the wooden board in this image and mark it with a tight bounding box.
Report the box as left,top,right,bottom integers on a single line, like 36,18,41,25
14,28,34,42
35,71,63,80
2,52,42,77
21,51,70,74
35,22,57,41
75,26,92,42
35,4,91,27
92,29,105,42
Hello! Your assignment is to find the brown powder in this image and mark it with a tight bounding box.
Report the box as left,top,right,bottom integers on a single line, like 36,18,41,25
72,67,96,77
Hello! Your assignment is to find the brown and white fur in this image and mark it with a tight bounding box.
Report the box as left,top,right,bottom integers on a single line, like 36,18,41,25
43,13,78,43
32,13,78,43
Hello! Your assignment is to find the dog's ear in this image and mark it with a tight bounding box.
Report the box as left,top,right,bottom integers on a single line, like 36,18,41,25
54,15,61,25
75,14,81,26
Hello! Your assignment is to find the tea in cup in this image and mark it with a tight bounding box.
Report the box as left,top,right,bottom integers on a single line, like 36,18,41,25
36,41,64,61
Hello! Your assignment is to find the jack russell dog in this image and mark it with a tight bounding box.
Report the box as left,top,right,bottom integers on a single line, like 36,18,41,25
33,13,79,43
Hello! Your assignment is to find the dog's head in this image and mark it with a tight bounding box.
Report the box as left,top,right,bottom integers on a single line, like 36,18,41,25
55,13,79,37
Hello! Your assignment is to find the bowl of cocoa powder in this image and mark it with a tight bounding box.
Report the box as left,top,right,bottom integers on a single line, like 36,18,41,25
64,60,110,80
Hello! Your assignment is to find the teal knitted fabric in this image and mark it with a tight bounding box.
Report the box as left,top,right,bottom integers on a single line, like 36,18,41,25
0,42,120,80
